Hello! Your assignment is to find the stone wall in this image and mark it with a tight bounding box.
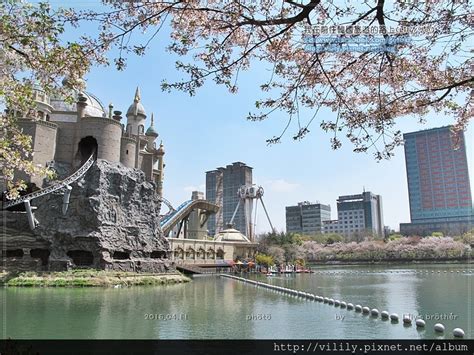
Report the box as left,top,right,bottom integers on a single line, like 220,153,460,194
1,160,173,272
120,137,137,169
54,121,77,165
16,119,58,187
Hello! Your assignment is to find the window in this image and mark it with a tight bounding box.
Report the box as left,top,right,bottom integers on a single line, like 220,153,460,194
216,249,225,260
67,250,93,266
5,249,24,258
150,251,166,259
113,251,130,260
30,249,50,266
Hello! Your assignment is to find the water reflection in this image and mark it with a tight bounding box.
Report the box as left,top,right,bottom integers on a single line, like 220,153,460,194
1,264,472,339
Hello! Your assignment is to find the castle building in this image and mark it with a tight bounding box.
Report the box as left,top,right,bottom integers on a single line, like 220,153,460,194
13,81,165,197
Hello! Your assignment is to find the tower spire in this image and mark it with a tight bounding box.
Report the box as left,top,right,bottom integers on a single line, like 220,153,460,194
145,112,159,137
134,86,141,103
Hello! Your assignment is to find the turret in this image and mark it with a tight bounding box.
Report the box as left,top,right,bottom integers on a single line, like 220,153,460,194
156,141,165,198
31,84,53,121
125,87,147,136
76,93,88,118
145,113,159,149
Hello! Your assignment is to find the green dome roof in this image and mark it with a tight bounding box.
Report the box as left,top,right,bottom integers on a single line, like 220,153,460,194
146,125,158,136
145,112,158,137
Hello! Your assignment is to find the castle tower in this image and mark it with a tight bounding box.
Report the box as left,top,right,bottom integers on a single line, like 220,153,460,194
14,85,57,187
145,113,159,150
125,87,147,136
31,84,54,121
156,142,165,198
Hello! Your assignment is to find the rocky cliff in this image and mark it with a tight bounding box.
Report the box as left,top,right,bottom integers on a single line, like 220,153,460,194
1,160,173,272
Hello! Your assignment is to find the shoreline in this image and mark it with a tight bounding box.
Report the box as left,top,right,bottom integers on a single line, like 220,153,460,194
0,269,191,287
307,258,472,266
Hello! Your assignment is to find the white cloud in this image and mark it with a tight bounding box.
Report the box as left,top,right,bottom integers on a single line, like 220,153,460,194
264,179,299,193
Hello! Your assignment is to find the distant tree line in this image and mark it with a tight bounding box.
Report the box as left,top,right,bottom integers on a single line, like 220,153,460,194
256,229,474,264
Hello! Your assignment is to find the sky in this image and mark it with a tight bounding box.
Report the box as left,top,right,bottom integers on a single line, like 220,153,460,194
37,1,474,233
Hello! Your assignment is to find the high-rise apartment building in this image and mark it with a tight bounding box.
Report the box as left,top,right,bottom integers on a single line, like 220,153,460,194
400,126,474,235
323,191,384,238
286,202,331,235
206,162,253,236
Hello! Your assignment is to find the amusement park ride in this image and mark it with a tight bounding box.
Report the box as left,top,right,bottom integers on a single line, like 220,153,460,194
229,184,276,241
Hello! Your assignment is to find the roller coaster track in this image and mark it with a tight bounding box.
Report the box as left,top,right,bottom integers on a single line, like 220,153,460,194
158,197,175,215
160,199,219,236
2,153,96,210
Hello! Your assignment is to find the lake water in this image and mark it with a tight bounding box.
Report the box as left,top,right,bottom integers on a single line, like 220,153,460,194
1,263,472,339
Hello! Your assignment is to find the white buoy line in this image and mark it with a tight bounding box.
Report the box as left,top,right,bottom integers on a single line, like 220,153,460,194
220,274,466,338
313,269,472,275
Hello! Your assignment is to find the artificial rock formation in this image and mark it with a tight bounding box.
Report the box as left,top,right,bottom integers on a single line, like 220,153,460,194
1,160,172,273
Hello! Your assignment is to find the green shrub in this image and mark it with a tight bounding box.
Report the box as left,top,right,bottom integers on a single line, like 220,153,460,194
389,234,403,241
256,254,274,267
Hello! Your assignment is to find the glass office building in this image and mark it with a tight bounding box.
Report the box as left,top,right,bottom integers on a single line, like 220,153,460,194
400,126,474,235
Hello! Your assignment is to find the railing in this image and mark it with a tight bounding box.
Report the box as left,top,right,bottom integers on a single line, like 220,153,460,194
158,196,175,214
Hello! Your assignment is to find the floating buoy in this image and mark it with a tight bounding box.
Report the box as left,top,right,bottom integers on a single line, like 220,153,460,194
334,300,340,307
453,328,465,338
324,297,329,303
381,311,389,319
362,307,370,314
415,319,425,328
355,305,362,312
434,323,445,333
328,298,334,305
347,303,354,310
390,313,399,322
403,315,412,325
340,301,347,308
371,309,379,317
